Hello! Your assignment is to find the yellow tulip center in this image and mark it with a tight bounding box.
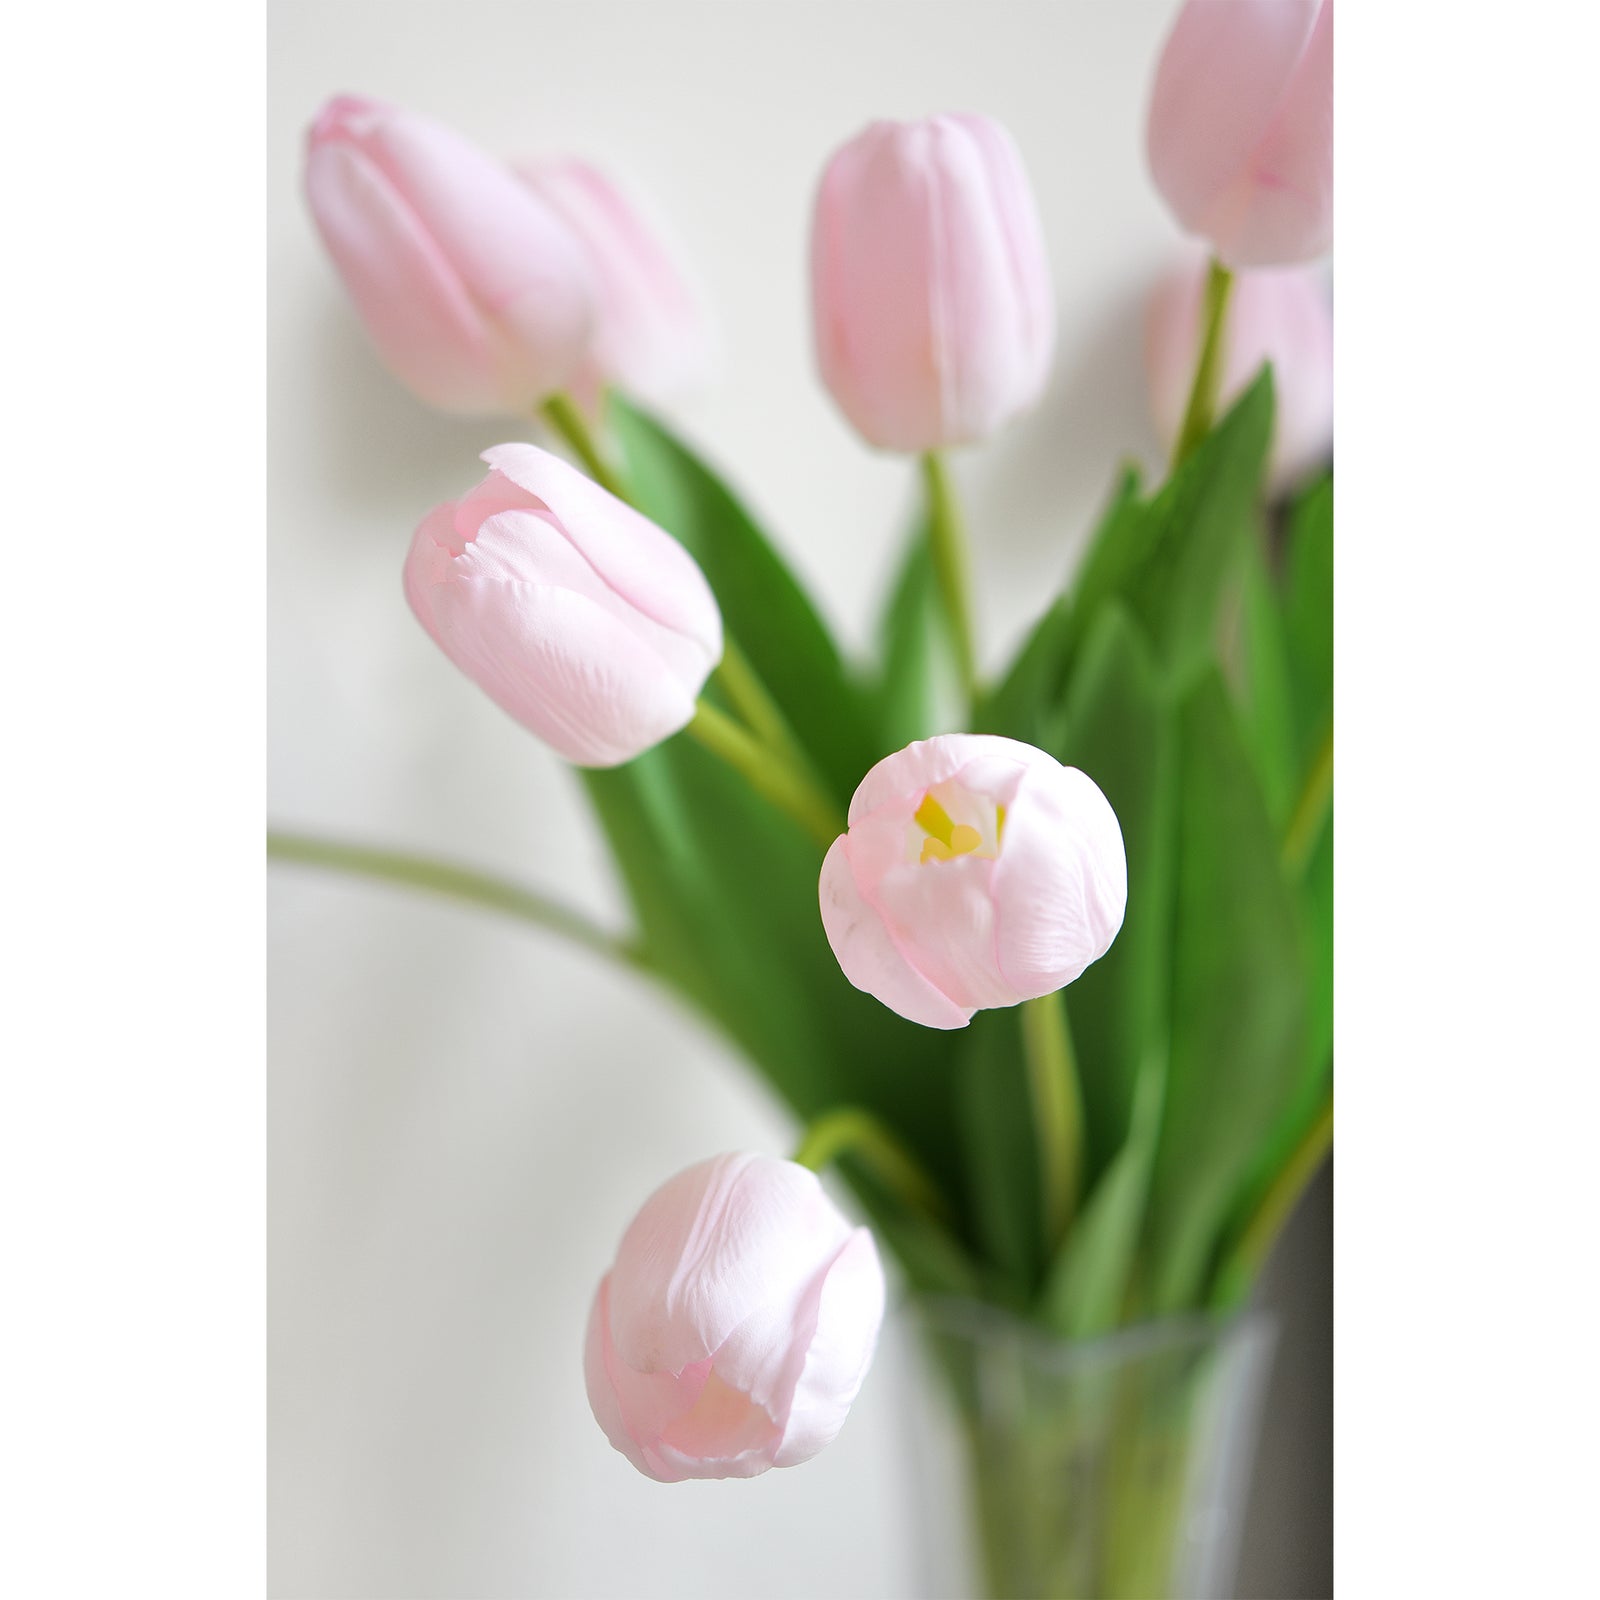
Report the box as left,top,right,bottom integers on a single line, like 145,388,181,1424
914,792,1005,865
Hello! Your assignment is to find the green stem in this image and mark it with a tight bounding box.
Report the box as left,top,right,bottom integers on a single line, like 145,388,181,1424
713,640,812,781
792,1106,949,1226
1172,257,1236,468
267,830,645,969
1213,1096,1333,1307
1020,989,1085,1255
684,700,844,850
1282,723,1334,880
539,390,629,500
920,450,981,706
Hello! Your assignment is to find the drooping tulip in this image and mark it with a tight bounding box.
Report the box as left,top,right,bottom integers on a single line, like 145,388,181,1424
585,1153,886,1482
1146,253,1333,493
514,157,714,411
305,95,594,413
1146,0,1333,268
819,736,1126,1030
403,444,721,766
810,114,1056,452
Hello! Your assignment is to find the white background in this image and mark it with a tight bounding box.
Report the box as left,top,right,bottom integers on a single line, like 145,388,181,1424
266,3,1324,1596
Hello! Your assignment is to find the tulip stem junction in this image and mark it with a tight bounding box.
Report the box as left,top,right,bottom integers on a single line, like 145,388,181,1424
266,830,646,970
1172,256,1236,469
1212,1094,1332,1309
792,1106,950,1226
540,391,630,501
1021,989,1085,1255
920,450,981,706
713,640,819,794
685,700,844,850
1281,722,1333,881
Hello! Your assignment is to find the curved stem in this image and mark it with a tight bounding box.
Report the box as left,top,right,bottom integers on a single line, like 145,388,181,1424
539,391,629,500
1282,723,1334,880
713,639,815,783
792,1106,950,1226
1213,1096,1333,1307
267,830,645,970
685,700,844,850
920,450,981,706
1172,257,1236,468
1021,989,1085,1255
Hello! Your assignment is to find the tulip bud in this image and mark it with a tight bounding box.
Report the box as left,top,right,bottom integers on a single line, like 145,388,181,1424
304,95,594,413
403,444,722,767
819,736,1126,1029
514,157,714,412
1146,0,1333,268
810,114,1056,452
585,1153,886,1482
1146,252,1333,494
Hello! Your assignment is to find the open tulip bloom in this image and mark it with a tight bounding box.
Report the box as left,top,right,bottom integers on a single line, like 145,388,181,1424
284,25,1330,1516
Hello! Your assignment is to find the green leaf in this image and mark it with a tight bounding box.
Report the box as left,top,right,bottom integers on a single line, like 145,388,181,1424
954,1007,1044,1298
1143,672,1309,1313
872,515,955,750
1038,1047,1164,1339
1044,604,1178,1186
608,398,877,799
1235,534,1299,827
1282,472,1333,777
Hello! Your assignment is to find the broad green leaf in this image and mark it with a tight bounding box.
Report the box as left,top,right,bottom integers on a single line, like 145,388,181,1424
1038,1047,1164,1339
954,1006,1044,1298
1044,604,1178,1185
1144,672,1309,1312
873,514,956,750
981,466,1143,743
1282,471,1333,775
609,398,877,799
1236,534,1299,827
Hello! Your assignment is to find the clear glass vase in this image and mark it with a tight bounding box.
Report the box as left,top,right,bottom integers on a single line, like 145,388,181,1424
901,1300,1277,1600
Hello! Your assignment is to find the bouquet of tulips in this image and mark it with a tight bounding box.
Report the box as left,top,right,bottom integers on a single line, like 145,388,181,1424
277,1,1331,1591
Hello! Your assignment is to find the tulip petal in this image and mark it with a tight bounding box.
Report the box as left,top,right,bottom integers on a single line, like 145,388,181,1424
775,1229,886,1467
819,837,974,1030
847,732,1050,827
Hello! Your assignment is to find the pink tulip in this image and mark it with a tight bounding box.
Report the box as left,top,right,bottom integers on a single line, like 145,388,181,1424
1146,0,1333,268
304,95,594,413
810,114,1056,452
403,444,721,767
1146,253,1333,493
819,736,1126,1030
585,1153,886,1482
514,157,714,411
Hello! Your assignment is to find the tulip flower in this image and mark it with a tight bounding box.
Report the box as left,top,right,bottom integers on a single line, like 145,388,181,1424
514,157,714,411
305,95,594,413
403,444,722,766
584,1153,886,1482
1146,253,1333,494
1146,0,1333,268
810,114,1056,452
819,736,1126,1029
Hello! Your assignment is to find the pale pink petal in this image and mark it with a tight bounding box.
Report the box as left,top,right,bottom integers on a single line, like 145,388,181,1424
819,837,974,1030
991,766,1128,995
775,1230,886,1467
847,733,1051,827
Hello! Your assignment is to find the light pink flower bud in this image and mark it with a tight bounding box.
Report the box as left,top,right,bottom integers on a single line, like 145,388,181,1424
514,157,714,411
403,444,721,767
810,114,1056,452
819,736,1126,1030
584,1154,886,1482
1145,252,1333,494
304,95,594,413
1146,0,1333,268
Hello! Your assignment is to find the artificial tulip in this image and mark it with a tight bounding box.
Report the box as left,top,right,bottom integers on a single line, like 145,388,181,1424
810,114,1056,452
1146,0,1333,268
585,1153,886,1482
819,735,1126,1030
515,157,714,410
305,95,594,413
403,444,722,766
1146,253,1333,493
